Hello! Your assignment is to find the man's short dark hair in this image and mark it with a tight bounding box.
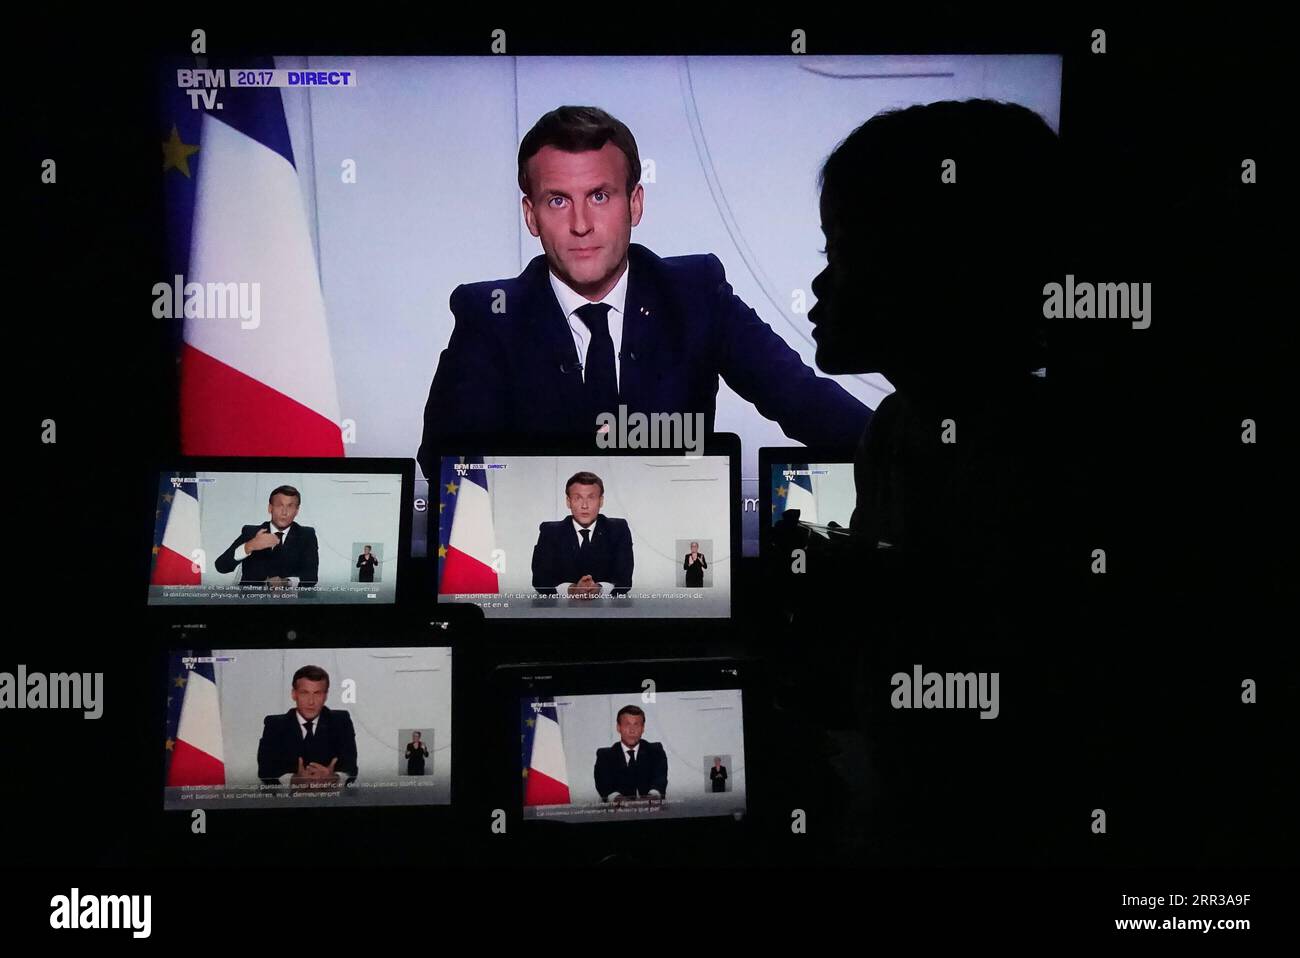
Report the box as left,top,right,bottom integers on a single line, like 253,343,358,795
269,485,301,506
518,106,641,199
565,471,604,496
292,665,329,689
616,705,645,724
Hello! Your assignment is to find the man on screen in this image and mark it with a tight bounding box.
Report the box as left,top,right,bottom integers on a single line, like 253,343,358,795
531,471,633,597
257,665,358,786
416,106,870,479
594,705,667,804
213,485,319,588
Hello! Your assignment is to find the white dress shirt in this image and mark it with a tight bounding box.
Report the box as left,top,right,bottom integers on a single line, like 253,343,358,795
548,261,630,390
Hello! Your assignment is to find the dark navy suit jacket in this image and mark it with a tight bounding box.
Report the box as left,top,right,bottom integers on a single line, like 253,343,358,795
594,739,669,800
213,521,319,587
256,706,358,784
417,244,870,477
531,514,633,595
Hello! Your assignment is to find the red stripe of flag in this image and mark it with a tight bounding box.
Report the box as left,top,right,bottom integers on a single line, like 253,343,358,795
524,767,571,806
166,738,226,787
151,545,200,586
179,343,343,456
440,545,498,594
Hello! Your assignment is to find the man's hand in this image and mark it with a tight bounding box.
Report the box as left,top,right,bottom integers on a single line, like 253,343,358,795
291,756,341,785
245,530,280,554
265,576,288,590
567,575,602,599
290,756,313,785
305,758,341,783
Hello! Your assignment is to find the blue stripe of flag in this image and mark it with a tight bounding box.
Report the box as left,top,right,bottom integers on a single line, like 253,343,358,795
772,462,812,523
198,56,296,167
164,649,215,754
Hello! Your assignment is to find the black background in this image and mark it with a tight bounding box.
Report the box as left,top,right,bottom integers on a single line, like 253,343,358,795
9,8,1293,940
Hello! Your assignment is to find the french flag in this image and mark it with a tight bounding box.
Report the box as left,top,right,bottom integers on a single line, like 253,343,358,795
776,463,819,525
166,56,343,456
523,699,570,806
151,475,201,586
165,653,225,787
438,457,499,594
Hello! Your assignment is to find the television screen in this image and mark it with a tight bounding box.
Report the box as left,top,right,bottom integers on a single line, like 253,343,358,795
770,461,857,533
159,54,1063,558
435,453,733,619
520,685,746,824
163,646,451,809
148,467,405,606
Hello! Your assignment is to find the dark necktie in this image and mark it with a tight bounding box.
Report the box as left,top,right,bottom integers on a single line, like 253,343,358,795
274,531,284,545
575,303,617,424
579,527,591,552
303,718,315,752
626,747,636,767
